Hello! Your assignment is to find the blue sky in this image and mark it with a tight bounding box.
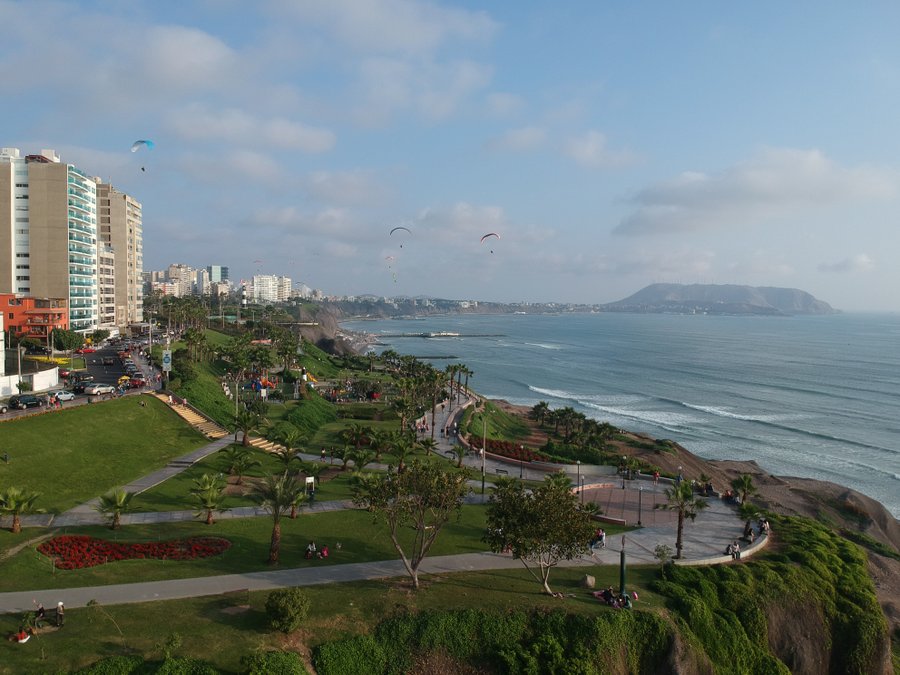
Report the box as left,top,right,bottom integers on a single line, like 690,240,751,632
4,1,900,309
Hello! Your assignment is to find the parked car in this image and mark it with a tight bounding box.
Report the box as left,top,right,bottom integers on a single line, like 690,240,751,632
0,401,8,414
71,380,90,393
85,384,115,396
102,356,116,365
53,390,77,401
130,376,148,388
58,368,71,378
75,347,96,354
9,394,45,409
71,372,94,383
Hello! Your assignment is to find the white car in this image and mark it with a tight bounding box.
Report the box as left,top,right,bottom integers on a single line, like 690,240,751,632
85,383,116,396
52,390,76,401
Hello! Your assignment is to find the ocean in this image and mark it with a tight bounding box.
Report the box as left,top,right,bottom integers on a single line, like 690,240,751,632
342,312,900,518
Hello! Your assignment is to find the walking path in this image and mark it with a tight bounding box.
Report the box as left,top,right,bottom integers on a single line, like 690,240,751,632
0,387,768,614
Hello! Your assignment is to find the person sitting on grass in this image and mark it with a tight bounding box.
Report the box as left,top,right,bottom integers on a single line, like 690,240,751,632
305,541,317,559
15,628,30,643
320,544,329,559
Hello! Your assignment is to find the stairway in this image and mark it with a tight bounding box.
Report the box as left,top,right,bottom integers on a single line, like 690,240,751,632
151,393,230,439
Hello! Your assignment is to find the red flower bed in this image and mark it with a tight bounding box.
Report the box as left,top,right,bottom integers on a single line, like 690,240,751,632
37,535,231,570
471,438,550,462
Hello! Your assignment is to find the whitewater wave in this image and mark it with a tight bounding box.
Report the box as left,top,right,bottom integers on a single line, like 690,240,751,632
681,403,791,423
524,342,562,350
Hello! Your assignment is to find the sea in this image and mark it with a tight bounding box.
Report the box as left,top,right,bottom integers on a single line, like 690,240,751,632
342,312,900,519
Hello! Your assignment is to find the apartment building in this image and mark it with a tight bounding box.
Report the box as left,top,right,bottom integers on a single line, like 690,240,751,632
0,293,69,346
97,182,143,327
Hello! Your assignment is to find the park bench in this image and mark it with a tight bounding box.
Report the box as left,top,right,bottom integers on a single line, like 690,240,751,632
495,468,508,475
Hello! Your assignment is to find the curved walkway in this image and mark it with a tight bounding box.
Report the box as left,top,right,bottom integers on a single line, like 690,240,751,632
0,390,768,613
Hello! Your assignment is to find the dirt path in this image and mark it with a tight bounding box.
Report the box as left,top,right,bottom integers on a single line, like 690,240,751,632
0,530,56,563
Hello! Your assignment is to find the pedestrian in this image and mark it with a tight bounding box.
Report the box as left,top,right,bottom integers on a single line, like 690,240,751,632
167,394,173,405
653,470,659,486
183,397,188,408
321,447,327,462
55,602,65,627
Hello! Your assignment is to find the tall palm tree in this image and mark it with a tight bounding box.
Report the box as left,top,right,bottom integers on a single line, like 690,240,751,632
190,473,228,525
253,473,303,564
368,428,390,462
730,474,757,505
530,401,550,426
96,489,135,530
656,482,709,559
0,487,45,534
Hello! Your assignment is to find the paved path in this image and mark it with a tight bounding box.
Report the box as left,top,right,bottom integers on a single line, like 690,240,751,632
0,389,762,614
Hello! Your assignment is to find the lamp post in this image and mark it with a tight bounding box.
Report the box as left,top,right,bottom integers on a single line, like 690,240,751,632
622,456,627,489
481,413,487,496
580,476,585,505
17,345,25,390
519,445,524,479
638,485,643,526
576,459,581,491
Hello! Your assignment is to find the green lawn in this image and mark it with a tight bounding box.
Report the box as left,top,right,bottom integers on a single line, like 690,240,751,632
0,563,665,675
0,397,208,512
131,445,357,512
0,504,491,592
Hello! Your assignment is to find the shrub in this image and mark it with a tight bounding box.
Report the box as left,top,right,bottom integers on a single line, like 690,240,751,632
242,650,309,675
313,635,388,675
284,391,339,436
265,587,311,633
153,657,220,674
75,656,144,674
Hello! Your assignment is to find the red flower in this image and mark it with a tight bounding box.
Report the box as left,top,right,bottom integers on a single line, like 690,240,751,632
37,535,231,569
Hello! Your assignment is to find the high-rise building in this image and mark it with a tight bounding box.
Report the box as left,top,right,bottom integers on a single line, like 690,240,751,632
0,148,98,333
97,183,143,327
166,263,194,297
97,244,117,329
251,274,291,303
206,265,229,283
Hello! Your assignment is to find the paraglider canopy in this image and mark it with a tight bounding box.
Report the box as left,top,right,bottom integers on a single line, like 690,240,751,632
390,225,411,247
131,139,155,152
481,232,500,253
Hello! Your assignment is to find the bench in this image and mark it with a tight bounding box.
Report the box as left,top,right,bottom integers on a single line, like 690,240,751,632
495,468,509,475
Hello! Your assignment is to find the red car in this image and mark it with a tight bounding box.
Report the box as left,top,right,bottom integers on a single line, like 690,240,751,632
130,377,148,388
59,368,71,378
76,347,96,354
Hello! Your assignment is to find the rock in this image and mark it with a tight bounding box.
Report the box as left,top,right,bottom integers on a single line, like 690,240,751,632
580,574,595,589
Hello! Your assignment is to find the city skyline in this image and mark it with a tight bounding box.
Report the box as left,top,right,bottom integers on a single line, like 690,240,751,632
4,2,900,310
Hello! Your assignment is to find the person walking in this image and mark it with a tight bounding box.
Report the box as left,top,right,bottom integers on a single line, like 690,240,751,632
55,602,65,627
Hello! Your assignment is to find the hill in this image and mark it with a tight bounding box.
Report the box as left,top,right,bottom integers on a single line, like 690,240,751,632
603,283,837,315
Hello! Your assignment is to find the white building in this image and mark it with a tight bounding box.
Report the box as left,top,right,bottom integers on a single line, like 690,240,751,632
251,274,292,303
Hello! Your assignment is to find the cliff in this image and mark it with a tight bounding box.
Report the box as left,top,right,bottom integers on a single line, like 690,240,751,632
603,283,837,315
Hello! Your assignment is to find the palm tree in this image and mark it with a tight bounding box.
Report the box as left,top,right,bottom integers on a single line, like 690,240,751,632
220,446,261,485
253,473,303,564
417,437,438,457
449,444,467,469
350,449,377,474
234,410,266,447
656,482,709,559
341,423,370,451
393,434,416,472
530,401,550,426
96,489,135,530
368,428,390,462
0,487,45,534
190,473,228,525
738,501,760,538
730,474,757,505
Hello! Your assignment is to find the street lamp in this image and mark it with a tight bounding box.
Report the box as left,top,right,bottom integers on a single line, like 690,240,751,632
580,476,585,505
576,460,581,491
622,456,627,489
638,485,643,526
481,414,487,495
519,445,524,479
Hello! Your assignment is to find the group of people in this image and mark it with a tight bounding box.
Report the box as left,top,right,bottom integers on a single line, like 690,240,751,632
591,587,635,609
9,602,64,644
305,541,330,560
725,541,742,560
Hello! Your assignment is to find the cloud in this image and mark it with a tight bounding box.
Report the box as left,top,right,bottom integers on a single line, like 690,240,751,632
250,206,360,238
138,25,239,91
485,92,525,117
818,253,875,273
563,130,636,168
612,248,717,277
616,148,899,236
269,0,498,56
302,170,388,206
354,57,492,123
166,104,335,152
485,126,546,152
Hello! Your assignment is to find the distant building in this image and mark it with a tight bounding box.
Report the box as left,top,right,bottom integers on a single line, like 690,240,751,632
206,265,229,283
97,244,117,329
251,274,292,303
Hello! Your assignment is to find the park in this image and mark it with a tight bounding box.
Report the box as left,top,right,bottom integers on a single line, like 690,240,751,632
0,313,890,673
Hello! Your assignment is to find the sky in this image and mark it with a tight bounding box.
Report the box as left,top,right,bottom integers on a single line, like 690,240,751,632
3,1,900,310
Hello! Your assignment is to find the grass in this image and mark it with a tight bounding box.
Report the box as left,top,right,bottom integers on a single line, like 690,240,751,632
0,397,208,512
0,504,491,592
0,564,666,675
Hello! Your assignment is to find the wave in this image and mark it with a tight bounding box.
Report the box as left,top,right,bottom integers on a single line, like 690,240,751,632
681,402,796,424
524,342,562,350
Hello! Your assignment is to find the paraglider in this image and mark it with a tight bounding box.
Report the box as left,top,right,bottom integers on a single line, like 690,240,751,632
130,140,155,153
480,232,500,254
390,225,411,248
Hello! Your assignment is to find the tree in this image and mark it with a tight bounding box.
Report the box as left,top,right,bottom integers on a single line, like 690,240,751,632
265,588,311,633
253,473,303,564
220,446,261,485
96,489,135,530
483,474,594,596
0,487,45,534
234,410,266,447
352,460,470,589
654,544,674,579
730,474,757,505
530,401,550,426
417,437,438,457
90,328,111,344
656,481,709,559
190,473,228,525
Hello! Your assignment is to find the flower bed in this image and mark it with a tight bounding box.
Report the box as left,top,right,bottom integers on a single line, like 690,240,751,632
470,438,550,463
37,535,231,570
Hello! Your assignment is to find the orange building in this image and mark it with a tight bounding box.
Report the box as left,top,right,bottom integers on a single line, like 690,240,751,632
0,293,69,346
